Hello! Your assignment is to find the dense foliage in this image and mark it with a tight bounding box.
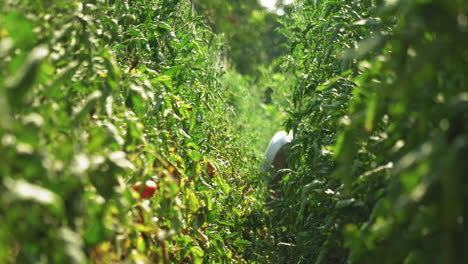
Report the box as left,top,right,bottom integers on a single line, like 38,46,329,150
264,0,468,263
1,0,467,263
195,0,288,75
0,0,270,262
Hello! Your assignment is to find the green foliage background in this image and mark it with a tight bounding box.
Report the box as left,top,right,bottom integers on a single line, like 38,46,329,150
1,0,467,263
195,0,288,75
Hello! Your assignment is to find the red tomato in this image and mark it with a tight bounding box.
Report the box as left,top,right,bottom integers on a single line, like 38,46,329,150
133,180,158,199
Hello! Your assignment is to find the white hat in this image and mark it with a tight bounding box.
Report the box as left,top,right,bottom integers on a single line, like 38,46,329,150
260,130,293,172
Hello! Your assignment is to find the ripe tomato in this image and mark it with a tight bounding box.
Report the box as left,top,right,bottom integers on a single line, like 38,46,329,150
132,180,158,199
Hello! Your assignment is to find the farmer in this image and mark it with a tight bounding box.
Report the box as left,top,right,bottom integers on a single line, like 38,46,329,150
260,130,293,184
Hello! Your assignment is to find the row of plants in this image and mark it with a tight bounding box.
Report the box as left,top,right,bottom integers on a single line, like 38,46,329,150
259,0,467,263
195,0,289,75
0,0,274,263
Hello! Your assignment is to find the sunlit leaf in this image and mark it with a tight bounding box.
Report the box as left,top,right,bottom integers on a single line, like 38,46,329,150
4,178,63,215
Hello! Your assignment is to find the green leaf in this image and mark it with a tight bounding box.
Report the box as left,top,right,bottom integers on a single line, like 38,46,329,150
72,90,102,126
233,238,253,248
157,21,173,31
108,151,135,171
6,45,49,109
190,246,204,264
44,60,81,99
4,178,63,216
188,192,200,213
